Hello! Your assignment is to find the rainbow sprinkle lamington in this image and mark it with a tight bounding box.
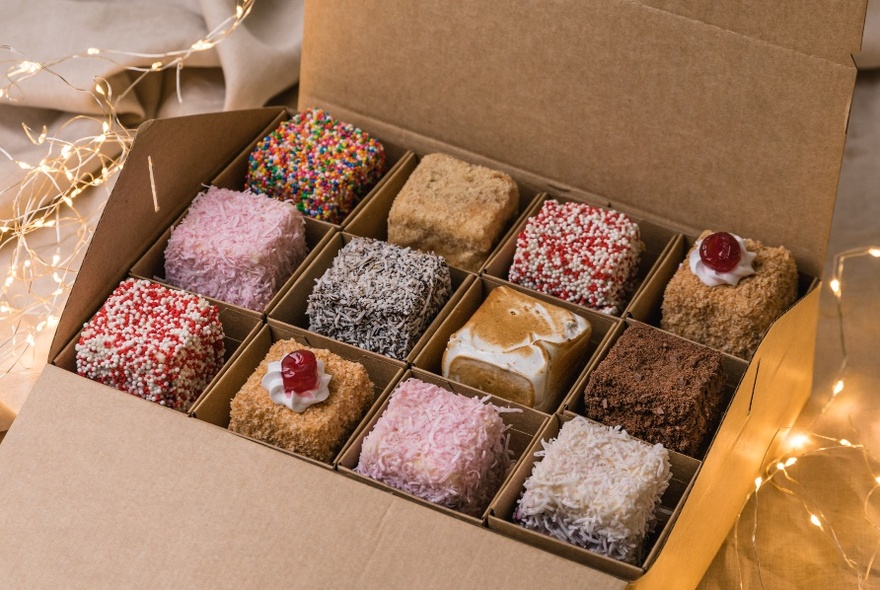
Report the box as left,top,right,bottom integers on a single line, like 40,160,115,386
75,278,225,412
246,108,386,224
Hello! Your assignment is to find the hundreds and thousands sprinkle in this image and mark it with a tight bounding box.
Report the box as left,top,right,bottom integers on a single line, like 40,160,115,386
246,108,386,224
75,278,225,412
508,199,643,315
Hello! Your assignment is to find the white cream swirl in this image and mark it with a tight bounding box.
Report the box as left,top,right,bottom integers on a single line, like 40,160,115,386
689,233,756,287
261,357,332,413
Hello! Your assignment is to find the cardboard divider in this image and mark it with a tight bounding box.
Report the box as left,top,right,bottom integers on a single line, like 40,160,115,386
345,150,542,274
52,285,263,414
482,193,680,318
191,322,405,469
267,232,475,364
337,368,550,526
128,196,337,318
209,108,411,232
626,233,819,358
412,276,621,415
487,412,701,581
561,319,749,461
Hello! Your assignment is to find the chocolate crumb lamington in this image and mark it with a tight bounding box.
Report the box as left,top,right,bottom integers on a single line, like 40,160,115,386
164,186,308,310
661,230,798,359
76,278,225,412
515,416,671,564
387,153,519,272
246,108,386,224
307,237,452,360
356,377,511,517
509,199,643,314
583,323,726,457
229,341,375,462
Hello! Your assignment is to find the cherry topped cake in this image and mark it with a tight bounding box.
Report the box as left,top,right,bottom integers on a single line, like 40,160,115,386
661,230,798,359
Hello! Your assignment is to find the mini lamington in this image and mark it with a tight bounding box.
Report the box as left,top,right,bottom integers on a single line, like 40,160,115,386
387,153,519,272
442,286,592,412
514,416,671,565
229,341,375,463
164,186,308,310
661,230,799,359
75,278,225,412
356,378,511,517
509,199,643,314
583,323,726,457
246,108,386,223
307,237,452,360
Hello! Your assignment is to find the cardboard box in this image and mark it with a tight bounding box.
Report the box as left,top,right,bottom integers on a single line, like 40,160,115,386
0,1,868,588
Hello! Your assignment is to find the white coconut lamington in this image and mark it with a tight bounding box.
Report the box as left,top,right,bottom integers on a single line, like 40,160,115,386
509,199,643,314
514,416,671,565
307,237,452,360
164,186,308,311
75,278,225,412
356,378,514,517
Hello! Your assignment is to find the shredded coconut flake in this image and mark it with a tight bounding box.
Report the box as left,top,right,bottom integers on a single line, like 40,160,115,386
356,378,514,516
514,416,671,564
307,237,451,360
164,186,307,310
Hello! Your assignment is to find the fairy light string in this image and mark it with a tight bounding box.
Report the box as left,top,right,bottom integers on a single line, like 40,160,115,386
0,0,253,373
735,246,880,589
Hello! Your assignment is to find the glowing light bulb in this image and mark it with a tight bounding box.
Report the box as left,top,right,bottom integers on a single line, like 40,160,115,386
755,477,763,491
870,248,880,258
830,278,841,296
810,514,822,528
785,457,797,467
87,47,100,55
833,380,844,396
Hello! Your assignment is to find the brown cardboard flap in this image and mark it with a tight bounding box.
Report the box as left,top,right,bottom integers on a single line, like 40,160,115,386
0,364,623,589
49,107,286,361
301,1,864,278
640,0,866,64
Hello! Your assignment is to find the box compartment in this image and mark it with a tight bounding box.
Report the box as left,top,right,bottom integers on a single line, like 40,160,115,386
191,322,404,468
338,367,549,524
488,412,700,581
413,276,619,415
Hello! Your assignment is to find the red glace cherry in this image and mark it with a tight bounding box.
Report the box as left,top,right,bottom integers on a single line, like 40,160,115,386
699,232,742,273
281,350,319,395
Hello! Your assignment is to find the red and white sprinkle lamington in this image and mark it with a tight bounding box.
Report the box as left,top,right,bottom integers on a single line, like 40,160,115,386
508,199,643,314
75,278,225,412
245,108,386,224
356,378,513,517
164,186,308,311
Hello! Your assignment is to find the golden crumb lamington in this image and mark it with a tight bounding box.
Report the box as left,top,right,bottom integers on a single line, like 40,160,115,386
387,153,519,272
661,230,798,359
229,341,375,462
514,417,671,565
75,278,225,412
443,286,592,413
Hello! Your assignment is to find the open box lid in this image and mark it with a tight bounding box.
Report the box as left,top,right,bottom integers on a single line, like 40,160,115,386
299,0,867,278
47,107,285,361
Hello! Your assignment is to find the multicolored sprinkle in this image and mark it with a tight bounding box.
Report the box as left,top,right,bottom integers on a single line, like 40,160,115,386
508,199,643,314
246,108,386,224
75,278,225,412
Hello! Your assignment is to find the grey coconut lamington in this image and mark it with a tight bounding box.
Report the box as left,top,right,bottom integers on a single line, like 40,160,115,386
307,237,452,360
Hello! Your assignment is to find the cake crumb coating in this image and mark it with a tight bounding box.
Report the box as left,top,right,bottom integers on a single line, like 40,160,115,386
661,233,798,359
229,341,376,462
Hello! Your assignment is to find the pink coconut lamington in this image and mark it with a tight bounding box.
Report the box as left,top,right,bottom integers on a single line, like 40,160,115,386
356,378,513,517
164,186,307,310
509,199,643,314
75,278,225,412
